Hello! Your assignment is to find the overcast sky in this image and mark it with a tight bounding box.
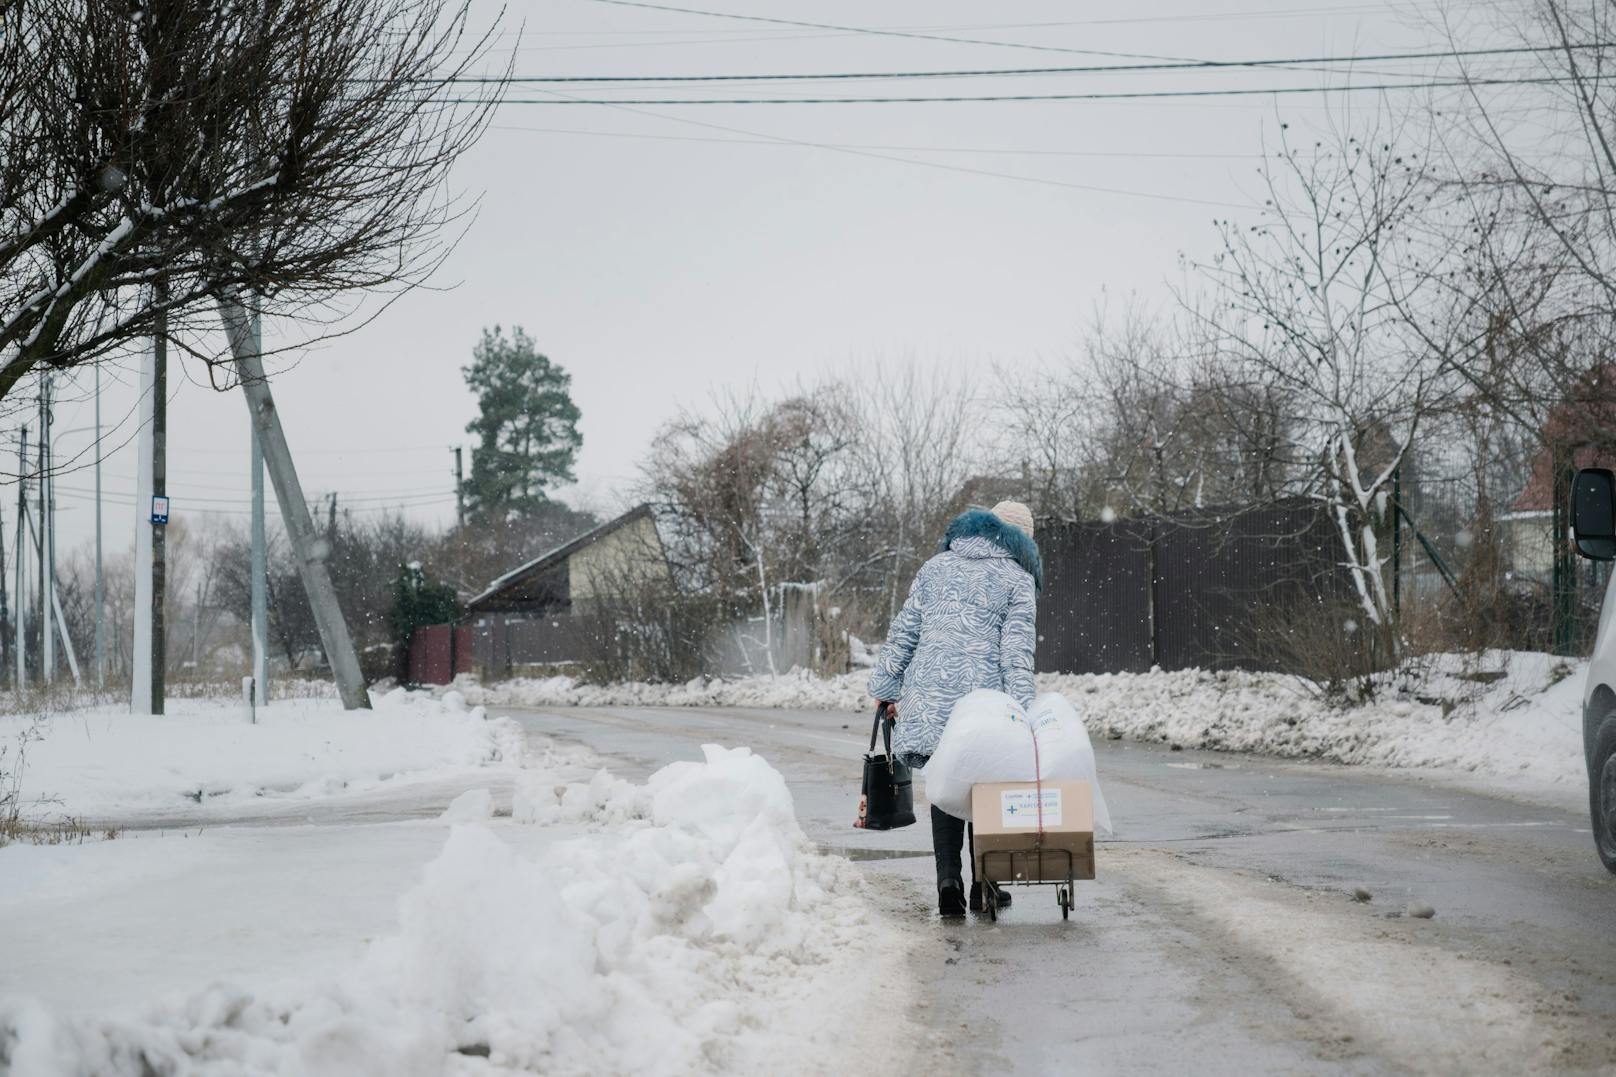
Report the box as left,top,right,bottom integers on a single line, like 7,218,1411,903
24,0,1486,565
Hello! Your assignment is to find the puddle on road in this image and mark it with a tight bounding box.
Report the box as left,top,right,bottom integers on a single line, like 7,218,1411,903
817,845,933,862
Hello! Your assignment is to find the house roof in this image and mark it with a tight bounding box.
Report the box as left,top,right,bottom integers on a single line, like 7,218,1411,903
466,503,656,612
1511,369,1616,512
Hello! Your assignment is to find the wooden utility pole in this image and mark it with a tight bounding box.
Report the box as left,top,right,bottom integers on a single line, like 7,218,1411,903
37,382,49,684
151,304,167,713
13,426,25,689
454,446,464,528
249,313,268,708
131,328,157,713
219,294,370,709
94,362,105,689
0,499,8,691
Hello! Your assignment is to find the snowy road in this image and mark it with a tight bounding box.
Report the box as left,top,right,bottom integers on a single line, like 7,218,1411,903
504,705,1616,1075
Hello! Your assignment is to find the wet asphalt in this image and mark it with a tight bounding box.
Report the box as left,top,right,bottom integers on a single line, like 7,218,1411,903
503,704,1616,1076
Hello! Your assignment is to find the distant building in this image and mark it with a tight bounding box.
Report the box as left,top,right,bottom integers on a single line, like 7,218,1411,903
408,505,670,684
1505,371,1616,584
465,503,669,616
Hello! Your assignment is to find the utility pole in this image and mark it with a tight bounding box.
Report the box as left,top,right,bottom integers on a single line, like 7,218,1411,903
94,362,105,688
38,381,51,685
46,378,57,686
131,330,157,713
151,302,167,713
13,426,25,690
192,579,202,669
454,446,465,528
0,500,7,692
219,293,370,710
250,313,268,708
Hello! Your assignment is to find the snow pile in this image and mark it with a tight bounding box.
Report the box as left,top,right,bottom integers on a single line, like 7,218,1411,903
0,746,887,1076
443,647,1587,797
438,787,495,823
1045,650,1586,799
2,688,524,820
448,668,876,712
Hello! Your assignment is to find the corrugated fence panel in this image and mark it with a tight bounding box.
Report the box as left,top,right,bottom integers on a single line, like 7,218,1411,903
1038,500,1346,676
409,624,452,685
1152,503,1343,671
453,625,477,677
1036,518,1153,675
507,616,583,666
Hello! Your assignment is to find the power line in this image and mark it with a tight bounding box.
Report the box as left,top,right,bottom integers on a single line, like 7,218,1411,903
53,488,458,518
55,485,456,507
442,75,1564,106
490,123,1271,158
487,83,1252,209
583,0,1277,63
445,45,1592,85
481,4,1416,36
451,3,1422,54
573,0,1512,89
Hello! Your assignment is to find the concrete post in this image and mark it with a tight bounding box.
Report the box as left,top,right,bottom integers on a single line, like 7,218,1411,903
219,295,369,710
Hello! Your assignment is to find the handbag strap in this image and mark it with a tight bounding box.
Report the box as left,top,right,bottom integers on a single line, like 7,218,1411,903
868,702,895,755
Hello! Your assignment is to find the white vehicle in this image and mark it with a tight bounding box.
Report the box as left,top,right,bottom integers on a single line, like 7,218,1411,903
1569,467,1616,874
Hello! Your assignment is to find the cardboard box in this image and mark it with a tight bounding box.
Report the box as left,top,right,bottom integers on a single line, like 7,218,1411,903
971,780,1095,883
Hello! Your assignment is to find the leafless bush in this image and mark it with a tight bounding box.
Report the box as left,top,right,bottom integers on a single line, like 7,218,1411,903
571,576,730,685
1236,594,1386,703
0,706,119,847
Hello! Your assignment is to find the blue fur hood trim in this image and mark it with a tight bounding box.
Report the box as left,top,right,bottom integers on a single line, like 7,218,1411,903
939,509,1043,592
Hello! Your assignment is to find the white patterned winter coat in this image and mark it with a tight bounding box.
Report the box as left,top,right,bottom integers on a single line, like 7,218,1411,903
867,509,1041,767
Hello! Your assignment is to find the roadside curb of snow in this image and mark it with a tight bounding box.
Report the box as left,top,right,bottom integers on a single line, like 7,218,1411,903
0,745,905,1076
3,691,527,822
440,653,1587,804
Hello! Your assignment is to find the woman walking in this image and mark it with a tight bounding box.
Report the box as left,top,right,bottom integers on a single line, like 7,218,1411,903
868,500,1041,916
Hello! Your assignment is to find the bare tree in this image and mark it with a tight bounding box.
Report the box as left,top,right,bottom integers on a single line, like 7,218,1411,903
989,358,1097,522
848,363,984,619
1189,118,1451,640
0,0,503,406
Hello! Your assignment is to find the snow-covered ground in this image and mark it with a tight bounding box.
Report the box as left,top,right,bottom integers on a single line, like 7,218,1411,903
0,743,905,1075
449,650,1588,810
1,688,522,822
1047,650,1588,811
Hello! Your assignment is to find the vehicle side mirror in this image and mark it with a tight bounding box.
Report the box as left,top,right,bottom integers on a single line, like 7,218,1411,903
1572,467,1616,561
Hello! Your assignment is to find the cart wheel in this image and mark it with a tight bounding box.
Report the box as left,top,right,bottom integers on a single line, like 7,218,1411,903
1058,886,1071,920
986,885,998,923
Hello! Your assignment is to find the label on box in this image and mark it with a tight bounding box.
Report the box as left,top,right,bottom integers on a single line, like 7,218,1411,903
1000,788,1062,828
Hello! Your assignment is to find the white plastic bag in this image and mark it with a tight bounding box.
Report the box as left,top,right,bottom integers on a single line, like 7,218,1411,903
1027,693,1113,836
921,690,1034,821
922,689,1114,835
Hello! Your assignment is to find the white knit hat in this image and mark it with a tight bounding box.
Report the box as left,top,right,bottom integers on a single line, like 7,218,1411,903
990,500,1034,537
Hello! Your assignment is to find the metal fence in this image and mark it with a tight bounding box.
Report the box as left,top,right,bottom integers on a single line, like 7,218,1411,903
1036,499,1346,675
408,615,583,685
406,501,1346,685
407,623,475,685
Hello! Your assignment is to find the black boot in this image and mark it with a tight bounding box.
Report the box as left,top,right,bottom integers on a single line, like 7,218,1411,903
932,807,969,917
931,806,966,885
969,882,1011,911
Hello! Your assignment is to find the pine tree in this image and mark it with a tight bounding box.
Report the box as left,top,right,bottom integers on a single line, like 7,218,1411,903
462,326,583,520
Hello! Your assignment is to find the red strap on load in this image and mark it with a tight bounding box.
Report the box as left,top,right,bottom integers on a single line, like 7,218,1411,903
1031,723,1045,841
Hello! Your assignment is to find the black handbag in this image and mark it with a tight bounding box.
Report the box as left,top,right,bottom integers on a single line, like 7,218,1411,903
854,702,916,830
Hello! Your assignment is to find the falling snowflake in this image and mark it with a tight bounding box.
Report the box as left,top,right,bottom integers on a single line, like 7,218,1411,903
1100,505,1118,524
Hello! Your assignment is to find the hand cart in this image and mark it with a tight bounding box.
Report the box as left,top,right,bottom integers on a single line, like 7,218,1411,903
969,825,1078,922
